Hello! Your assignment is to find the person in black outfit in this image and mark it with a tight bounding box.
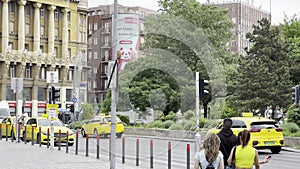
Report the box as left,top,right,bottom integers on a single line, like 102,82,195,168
217,118,238,167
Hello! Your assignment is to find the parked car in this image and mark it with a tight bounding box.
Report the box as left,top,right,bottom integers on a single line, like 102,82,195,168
0,116,23,139
81,114,124,138
207,113,284,154
23,117,74,146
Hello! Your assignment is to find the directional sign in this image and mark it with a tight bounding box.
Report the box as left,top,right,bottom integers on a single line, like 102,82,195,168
72,97,77,103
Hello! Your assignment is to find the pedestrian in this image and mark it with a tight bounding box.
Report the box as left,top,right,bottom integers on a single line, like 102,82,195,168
217,118,238,167
194,133,224,169
227,129,260,169
227,131,270,168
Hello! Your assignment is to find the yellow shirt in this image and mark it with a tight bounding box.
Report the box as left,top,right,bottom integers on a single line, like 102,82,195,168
235,145,256,168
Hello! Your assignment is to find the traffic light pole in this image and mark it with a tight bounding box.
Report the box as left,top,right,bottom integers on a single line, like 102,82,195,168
50,73,54,150
195,72,201,153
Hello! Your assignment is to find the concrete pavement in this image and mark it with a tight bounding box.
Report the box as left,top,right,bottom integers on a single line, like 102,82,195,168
0,140,148,169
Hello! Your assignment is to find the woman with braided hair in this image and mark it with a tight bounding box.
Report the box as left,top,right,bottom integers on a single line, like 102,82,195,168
194,133,224,169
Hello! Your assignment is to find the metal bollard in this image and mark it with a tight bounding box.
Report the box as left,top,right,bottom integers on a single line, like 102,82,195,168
66,131,69,153
39,127,41,147
96,134,100,159
5,124,8,141
58,129,61,151
168,142,171,169
122,137,125,163
17,124,20,143
31,126,34,145
136,138,139,166
187,144,190,169
24,126,27,144
47,128,50,148
85,134,89,157
0,123,2,140
150,140,153,169
75,131,78,155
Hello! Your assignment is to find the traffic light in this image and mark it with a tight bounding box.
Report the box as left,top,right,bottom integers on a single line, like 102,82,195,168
51,86,60,104
292,85,299,106
199,78,209,100
69,104,74,113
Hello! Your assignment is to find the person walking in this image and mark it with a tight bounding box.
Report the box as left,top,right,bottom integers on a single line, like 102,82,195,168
227,129,260,169
217,118,238,167
194,133,224,169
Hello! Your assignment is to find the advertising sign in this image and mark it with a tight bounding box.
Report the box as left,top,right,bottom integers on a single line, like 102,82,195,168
114,14,139,71
46,104,58,120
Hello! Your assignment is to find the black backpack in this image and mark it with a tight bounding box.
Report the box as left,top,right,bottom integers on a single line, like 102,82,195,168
206,162,215,169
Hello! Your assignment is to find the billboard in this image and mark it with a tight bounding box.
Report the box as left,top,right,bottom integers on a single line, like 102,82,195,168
114,14,139,72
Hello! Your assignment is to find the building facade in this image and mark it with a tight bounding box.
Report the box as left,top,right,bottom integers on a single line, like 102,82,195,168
87,4,156,105
0,0,89,117
209,1,271,55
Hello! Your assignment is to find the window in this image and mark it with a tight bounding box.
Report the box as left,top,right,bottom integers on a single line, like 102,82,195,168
67,12,70,22
94,51,98,59
40,46,44,54
25,65,32,78
10,22,14,34
10,65,16,77
10,2,15,13
68,69,74,81
79,31,82,42
94,23,98,30
6,86,15,101
23,87,32,101
54,47,58,56
104,36,109,45
93,80,97,88
55,28,59,39
79,16,83,25
38,88,46,101
40,67,46,79
41,26,45,37
68,30,70,41
68,49,71,58
25,5,30,15
81,70,86,81
54,10,58,20
94,37,98,45
40,8,44,18
88,51,92,60
66,89,72,102
26,24,30,35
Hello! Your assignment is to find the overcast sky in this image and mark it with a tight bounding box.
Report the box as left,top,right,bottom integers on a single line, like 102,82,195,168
88,0,300,25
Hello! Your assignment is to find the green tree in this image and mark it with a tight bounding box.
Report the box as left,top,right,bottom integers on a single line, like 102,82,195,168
81,104,94,120
231,18,292,116
116,0,236,117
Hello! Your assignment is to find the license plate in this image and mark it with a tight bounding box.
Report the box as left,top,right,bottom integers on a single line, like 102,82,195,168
264,141,275,145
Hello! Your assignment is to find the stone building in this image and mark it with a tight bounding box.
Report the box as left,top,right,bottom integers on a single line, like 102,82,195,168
0,0,89,117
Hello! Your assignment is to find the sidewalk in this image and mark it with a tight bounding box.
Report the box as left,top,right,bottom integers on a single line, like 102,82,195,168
0,140,148,169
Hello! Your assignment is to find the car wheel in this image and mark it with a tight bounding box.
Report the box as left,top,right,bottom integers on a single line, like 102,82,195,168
81,129,86,137
270,147,281,154
68,143,74,146
11,130,16,140
94,129,98,137
22,132,27,142
116,133,122,138
36,134,41,144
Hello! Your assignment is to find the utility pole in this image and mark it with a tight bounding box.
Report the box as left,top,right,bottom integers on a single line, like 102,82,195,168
195,72,201,152
110,0,118,168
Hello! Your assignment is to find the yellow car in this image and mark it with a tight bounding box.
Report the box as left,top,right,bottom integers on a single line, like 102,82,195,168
23,117,74,146
1,116,23,139
81,114,124,138
207,113,284,154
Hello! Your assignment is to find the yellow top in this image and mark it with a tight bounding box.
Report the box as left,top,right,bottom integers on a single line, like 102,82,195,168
235,145,256,168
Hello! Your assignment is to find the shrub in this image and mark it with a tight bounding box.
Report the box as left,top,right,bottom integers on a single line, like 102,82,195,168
282,122,299,134
163,120,175,129
287,104,300,127
168,123,184,130
183,110,195,120
165,111,178,121
145,120,163,128
182,120,195,130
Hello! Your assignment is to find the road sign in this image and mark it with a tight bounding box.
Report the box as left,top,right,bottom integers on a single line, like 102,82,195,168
11,78,23,93
46,104,58,120
46,71,59,83
72,97,77,103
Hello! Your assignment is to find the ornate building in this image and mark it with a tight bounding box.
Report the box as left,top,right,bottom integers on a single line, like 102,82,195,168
0,0,89,117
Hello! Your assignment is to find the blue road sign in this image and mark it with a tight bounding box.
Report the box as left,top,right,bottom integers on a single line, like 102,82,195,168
72,97,77,103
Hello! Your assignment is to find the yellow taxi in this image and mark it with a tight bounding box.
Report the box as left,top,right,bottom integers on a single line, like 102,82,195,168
23,117,74,146
207,113,284,154
81,114,124,138
0,116,23,139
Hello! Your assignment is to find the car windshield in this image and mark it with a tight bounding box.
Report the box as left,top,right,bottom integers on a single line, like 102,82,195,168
38,119,64,127
0,108,10,118
250,121,278,129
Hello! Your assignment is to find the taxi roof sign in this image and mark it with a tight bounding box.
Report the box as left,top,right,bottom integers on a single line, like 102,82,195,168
242,112,253,117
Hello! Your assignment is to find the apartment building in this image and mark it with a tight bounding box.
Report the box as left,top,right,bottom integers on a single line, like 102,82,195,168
0,0,89,117
87,4,156,105
209,1,271,55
